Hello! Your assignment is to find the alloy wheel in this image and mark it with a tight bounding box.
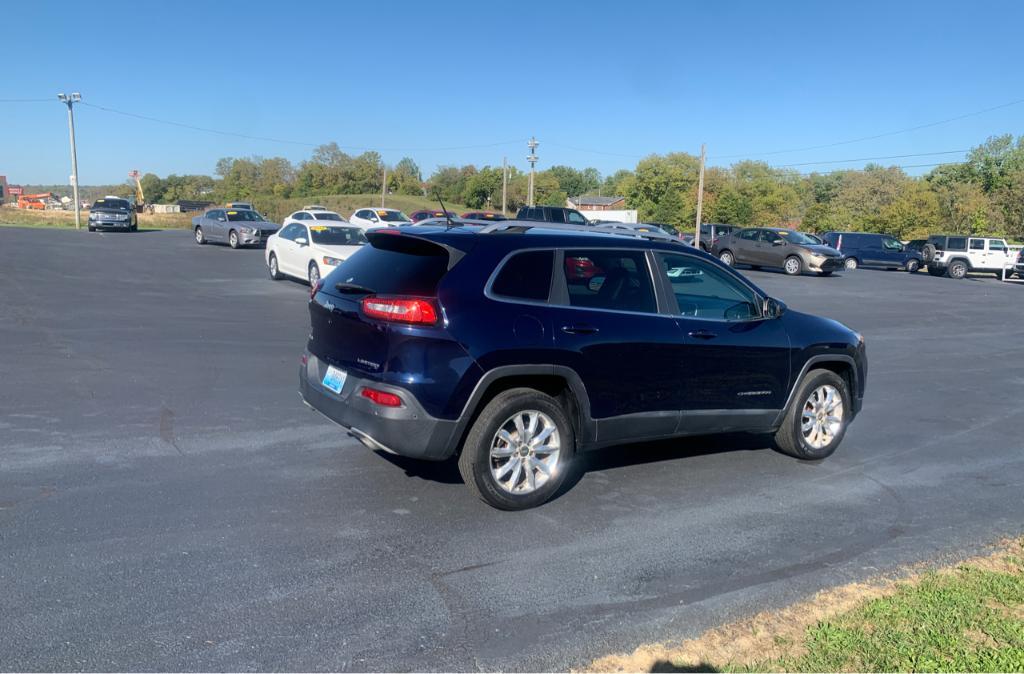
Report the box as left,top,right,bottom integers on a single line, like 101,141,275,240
801,384,844,449
844,258,857,270
785,257,801,275
308,263,320,287
489,410,561,495
719,251,734,266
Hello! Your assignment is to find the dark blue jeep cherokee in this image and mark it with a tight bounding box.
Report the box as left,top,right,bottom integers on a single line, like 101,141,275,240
300,222,867,509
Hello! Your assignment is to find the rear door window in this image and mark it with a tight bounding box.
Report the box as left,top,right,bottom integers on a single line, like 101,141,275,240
969,239,985,250
947,237,967,251
548,209,566,223
561,249,656,313
567,210,587,225
490,250,553,301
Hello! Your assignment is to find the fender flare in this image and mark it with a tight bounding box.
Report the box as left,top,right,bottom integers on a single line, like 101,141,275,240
453,365,595,447
774,354,860,427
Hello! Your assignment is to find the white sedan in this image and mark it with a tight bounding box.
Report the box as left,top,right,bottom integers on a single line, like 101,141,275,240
349,207,412,229
265,222,368,286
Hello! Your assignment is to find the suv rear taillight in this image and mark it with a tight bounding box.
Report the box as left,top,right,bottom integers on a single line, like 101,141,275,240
310,278,324,299
361,296,438,325
360,387,402,407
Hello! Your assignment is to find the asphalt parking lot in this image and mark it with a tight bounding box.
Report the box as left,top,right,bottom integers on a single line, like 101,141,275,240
2,226,1023,671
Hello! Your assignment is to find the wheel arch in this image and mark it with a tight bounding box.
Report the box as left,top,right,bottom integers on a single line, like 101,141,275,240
775,355,859,427
452,365,594,455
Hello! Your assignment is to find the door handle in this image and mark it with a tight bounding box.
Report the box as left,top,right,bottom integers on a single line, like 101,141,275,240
561,324,599,335
688,329,718,340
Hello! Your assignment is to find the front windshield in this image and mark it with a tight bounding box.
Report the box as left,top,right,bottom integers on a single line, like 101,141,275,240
312,212,343,221
93,198,130,211
377,210,410,222
309,225,367,246
226,210,263,222
776,230,821,245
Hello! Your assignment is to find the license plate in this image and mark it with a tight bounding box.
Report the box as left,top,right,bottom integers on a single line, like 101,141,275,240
321,365,347,394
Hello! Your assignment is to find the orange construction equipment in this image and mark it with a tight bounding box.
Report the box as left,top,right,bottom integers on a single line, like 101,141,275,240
17,193,54,210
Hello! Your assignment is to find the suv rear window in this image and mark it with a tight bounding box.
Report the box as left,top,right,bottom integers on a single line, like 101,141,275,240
946,237,967,251
491,250,553,301
329,237,449,296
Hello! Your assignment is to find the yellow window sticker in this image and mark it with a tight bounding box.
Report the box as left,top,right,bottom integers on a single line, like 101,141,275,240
227,211,237,215
310,225,328,232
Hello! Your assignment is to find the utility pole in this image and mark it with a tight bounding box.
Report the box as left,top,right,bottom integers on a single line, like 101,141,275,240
381,166,387,208
527,137,539,207
694,143,706,247
58,92,82,230
501,156,508,215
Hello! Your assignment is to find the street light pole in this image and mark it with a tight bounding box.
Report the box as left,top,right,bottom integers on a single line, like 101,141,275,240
58,92,82,230
501,156,508,215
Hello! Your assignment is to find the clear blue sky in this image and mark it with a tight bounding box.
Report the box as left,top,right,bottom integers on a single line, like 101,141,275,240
3,0,1022,185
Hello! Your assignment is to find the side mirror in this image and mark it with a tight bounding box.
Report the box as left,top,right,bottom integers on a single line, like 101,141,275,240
370,216,379,222
217,217,226,222
763,297,787,319
772,239,785,246
295,236,308,246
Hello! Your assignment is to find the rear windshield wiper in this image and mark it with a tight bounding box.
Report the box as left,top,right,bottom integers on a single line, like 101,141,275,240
334,282,375,294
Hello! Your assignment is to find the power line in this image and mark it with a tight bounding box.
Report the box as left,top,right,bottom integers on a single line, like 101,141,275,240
797,161,954,176
712,97,1024,159
778,149,968,168
79,101,527,153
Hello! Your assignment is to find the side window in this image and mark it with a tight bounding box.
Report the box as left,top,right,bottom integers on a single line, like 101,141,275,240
567,210,587,225
947,237,967,251
988,240,1007,252
969,239,985,251
490,250,553,301
561,249,656,313
739,229,759,241
657,253,760,321
548,208,566,223
760,230,782,244
882,237,902,250
210,210,224,220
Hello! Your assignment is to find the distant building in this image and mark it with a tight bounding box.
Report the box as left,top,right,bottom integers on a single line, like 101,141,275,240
566,195,626,211
0,175,7,203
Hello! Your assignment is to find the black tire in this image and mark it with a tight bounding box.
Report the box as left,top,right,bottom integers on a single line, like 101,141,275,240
906,259,920,273
948,260,968,279
194,226,206,245
268,253,283,280
308,261,321,287
457,388,575,510
774,369,851,460
228,229,240,249
783,255,802,276
921,243,936,263
718,249,735,266
88,225,96,232
844,257,858,271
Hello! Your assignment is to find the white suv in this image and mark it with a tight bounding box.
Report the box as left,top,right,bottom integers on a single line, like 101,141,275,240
926,235,1015,279
281,207,348,229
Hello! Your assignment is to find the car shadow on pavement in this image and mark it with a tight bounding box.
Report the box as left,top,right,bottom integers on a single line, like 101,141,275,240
373,433,772,493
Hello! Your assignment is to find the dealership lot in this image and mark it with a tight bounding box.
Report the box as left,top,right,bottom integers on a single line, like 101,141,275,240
1,226,1023,671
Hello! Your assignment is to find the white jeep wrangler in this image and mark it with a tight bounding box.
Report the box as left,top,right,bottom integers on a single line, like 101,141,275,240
925,235,1015,279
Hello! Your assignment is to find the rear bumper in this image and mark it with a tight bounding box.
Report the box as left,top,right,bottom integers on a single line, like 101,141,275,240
299,352,459,461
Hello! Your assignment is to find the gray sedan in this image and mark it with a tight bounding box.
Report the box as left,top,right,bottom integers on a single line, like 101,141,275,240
193,208,280,248
712,227,845,276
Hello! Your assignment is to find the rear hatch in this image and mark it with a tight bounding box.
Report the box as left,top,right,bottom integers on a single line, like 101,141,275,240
307,231,459,376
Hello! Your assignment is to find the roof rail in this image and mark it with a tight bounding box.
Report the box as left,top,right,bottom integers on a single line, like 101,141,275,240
477,220,679,243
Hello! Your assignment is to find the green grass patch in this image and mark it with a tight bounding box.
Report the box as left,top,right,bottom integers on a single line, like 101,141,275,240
736,556,1024,673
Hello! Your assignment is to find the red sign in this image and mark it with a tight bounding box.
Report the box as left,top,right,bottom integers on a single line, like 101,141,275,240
8,186,23,196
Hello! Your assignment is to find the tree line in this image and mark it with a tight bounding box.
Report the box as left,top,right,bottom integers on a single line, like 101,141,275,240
118,134,1024,240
